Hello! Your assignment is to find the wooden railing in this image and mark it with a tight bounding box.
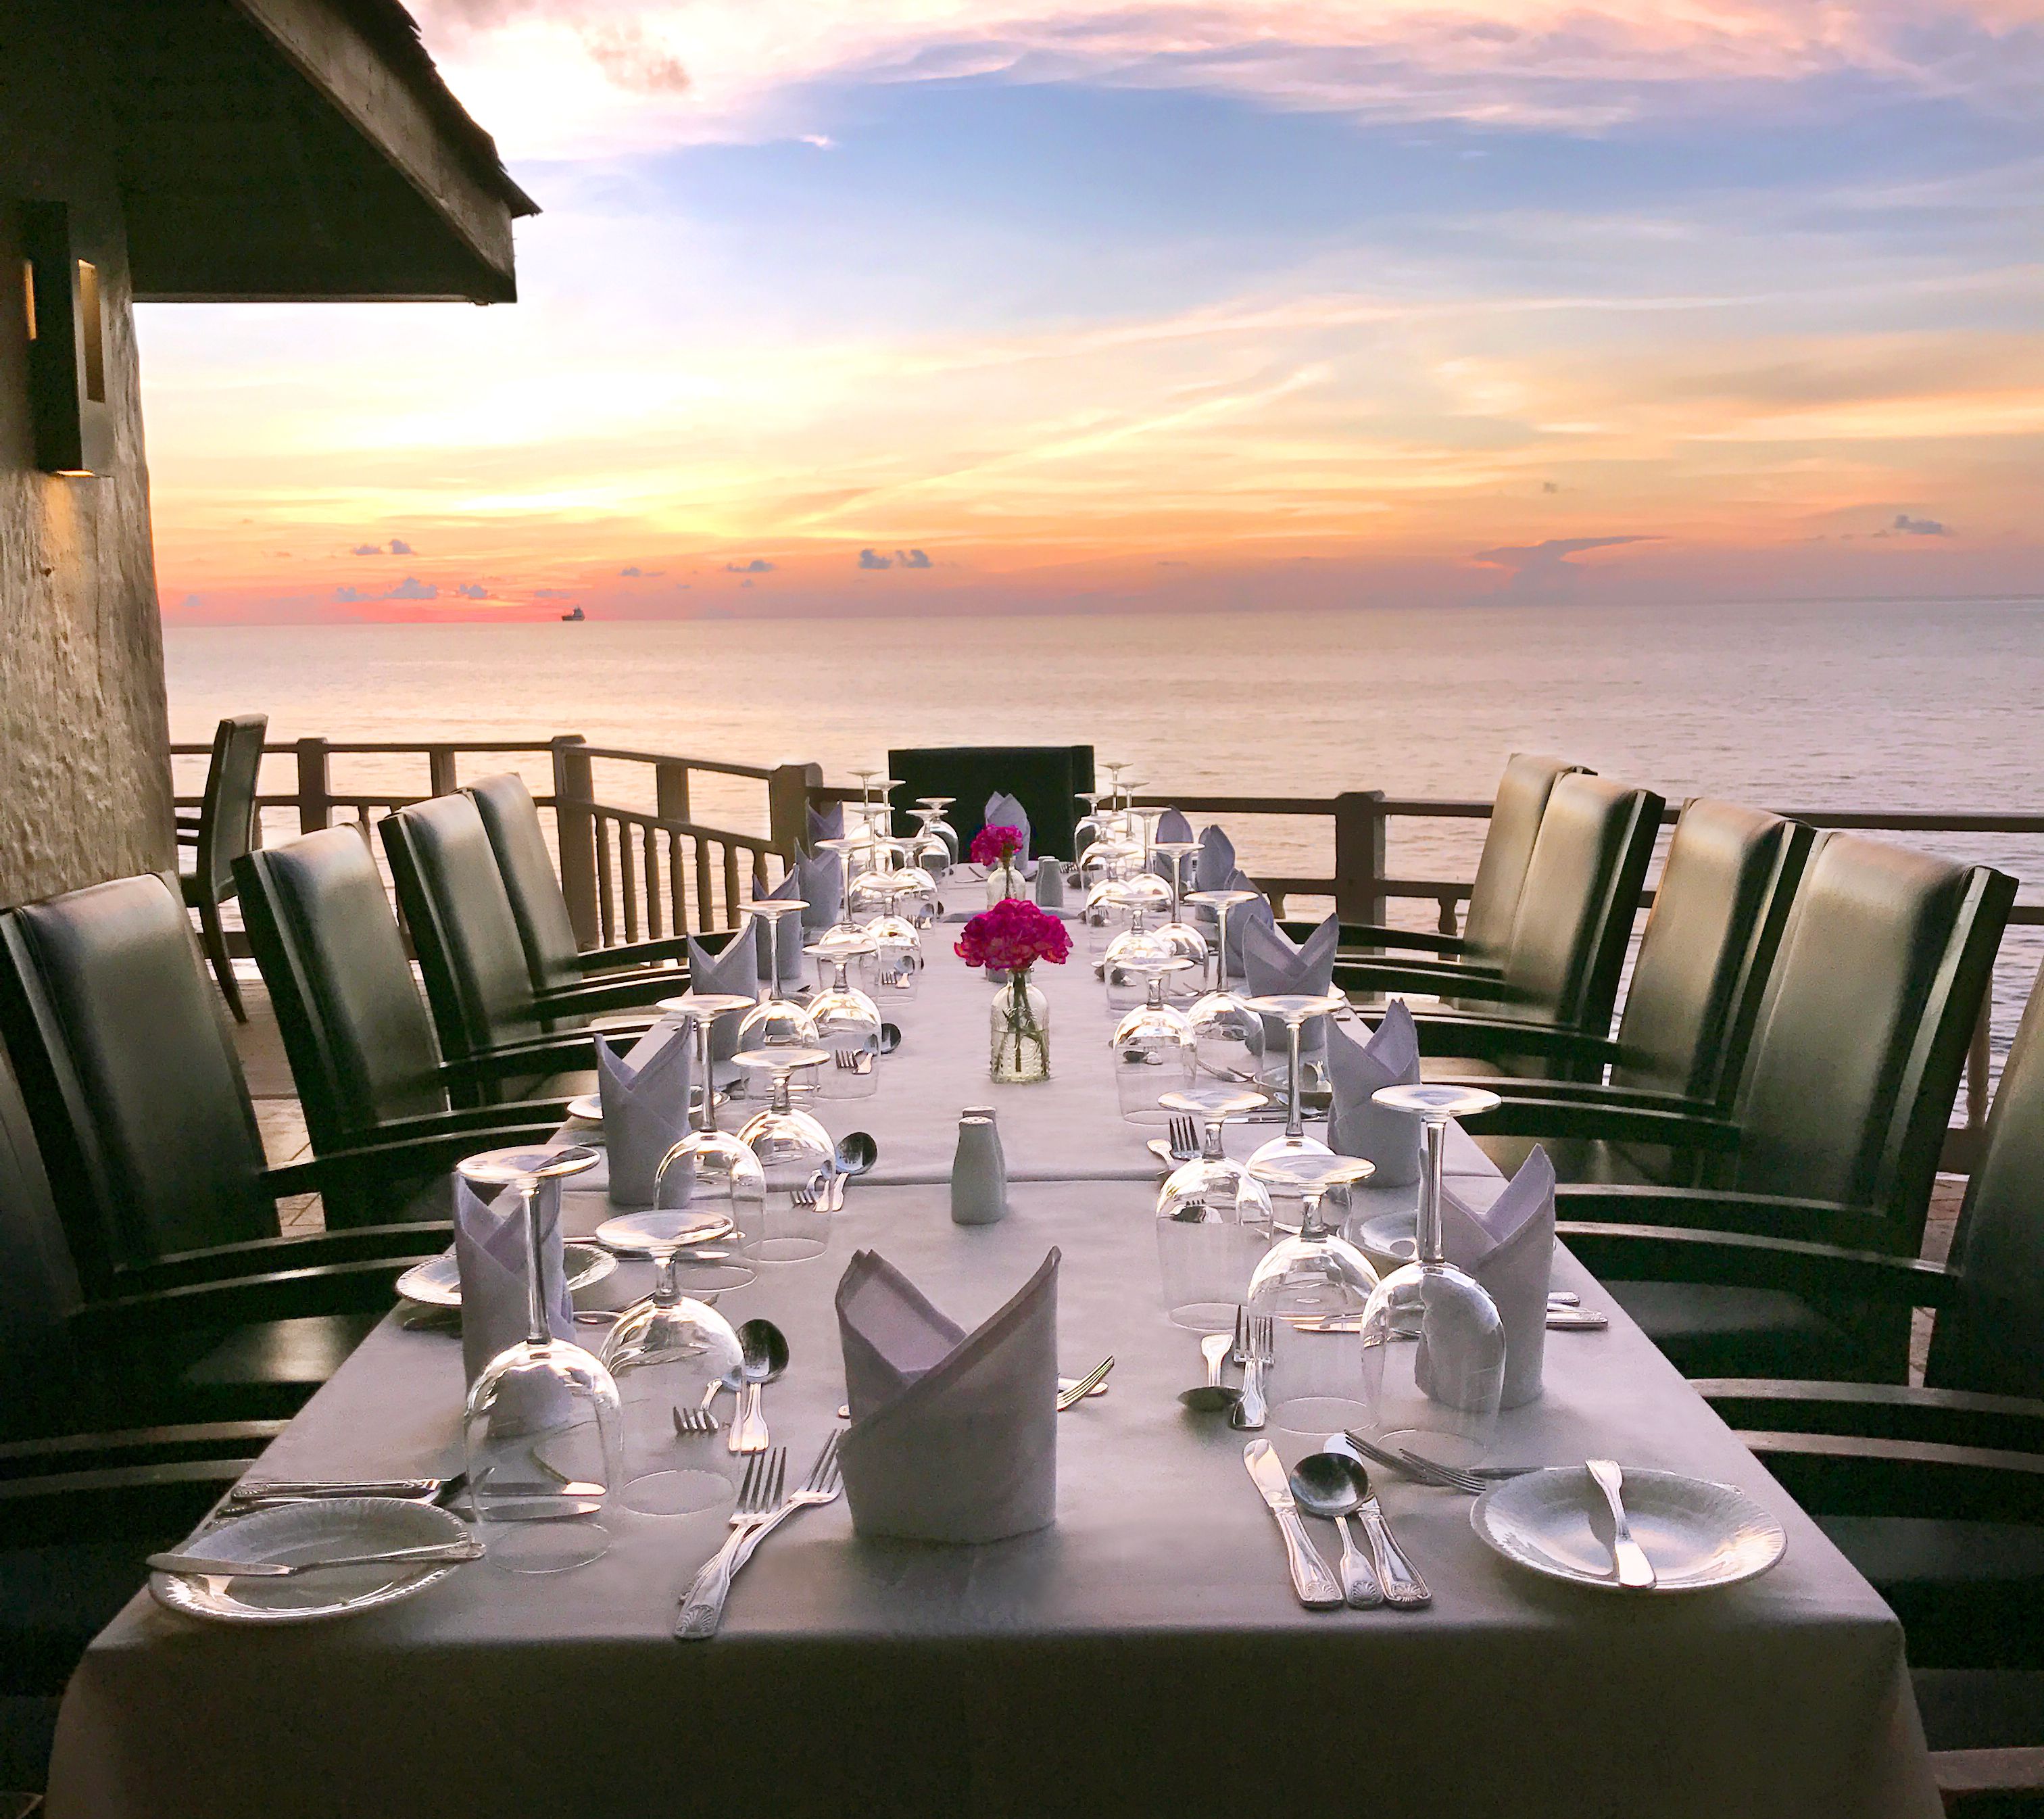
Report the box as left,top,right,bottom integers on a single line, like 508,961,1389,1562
178,737,2039,1167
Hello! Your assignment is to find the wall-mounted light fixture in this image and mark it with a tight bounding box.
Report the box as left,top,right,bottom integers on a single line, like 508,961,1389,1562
21,200,112,477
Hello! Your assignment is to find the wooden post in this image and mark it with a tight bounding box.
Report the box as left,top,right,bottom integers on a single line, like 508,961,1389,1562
1333,790,1386,928
655,759,691,828
427,745,458,797
769,760,822,858
552,735,600,950
295,737,331,832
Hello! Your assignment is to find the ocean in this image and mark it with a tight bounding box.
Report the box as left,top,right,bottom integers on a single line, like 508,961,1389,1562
164,597,2043,1070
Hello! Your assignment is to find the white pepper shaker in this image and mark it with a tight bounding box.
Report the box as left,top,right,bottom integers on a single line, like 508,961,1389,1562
950,1107,1008,1226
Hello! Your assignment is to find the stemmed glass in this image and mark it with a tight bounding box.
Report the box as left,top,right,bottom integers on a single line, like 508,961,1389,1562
1185,888,1268,1086
904,810,953,890
595,1202,746,1515
735,892,810,1000
1111,956,1197,1121
915,797,959,867
1082,877,1140,957
1154,1084,1275,1329
1359,1083,1507,1467
1071,790,1109,860
860,877,925,1004
1243,990,1346,1189
1245,1152,1380,1433
805,933,883,1100
734,1046,835,1263
1148,840,1209,1006
458,1144,621,1573
635,994,763,1293
1102,908,1175,1018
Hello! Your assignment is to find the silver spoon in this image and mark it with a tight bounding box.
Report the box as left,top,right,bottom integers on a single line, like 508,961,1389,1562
827,1132,877,1211
1321,1437,1430,1607
727,1319,789,1455
1179,1331,1242,1415
1288,1453,1383,1608
878,1023,902,1054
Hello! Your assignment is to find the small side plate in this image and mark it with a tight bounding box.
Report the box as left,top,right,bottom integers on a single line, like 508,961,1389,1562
1471,1466,1786,1593
396,1242,616,1310
566,1094,603,1124
151,1497,476,1625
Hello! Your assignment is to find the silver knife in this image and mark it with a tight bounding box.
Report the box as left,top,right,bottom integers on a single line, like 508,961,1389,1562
148,1540,483,1577
1243,1440,1342,1609
229,1478,443,1502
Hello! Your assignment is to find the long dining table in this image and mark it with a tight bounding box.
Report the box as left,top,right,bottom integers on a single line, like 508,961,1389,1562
45,902,1942,1819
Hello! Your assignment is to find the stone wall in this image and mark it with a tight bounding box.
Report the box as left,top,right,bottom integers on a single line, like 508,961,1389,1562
0,15,175,910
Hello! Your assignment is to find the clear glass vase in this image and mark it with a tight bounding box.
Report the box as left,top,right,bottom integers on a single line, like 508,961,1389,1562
990,969,1051,1082
986,859,1027,906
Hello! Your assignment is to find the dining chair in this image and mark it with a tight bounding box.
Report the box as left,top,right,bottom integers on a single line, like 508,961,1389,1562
466,772,694,998
886,746,1096,861
174,712,266,1023
1684,965,2044,1799
379,794,671,1103
236,827,608,1216
1414,801,1812,1179
1497,832,2016,1382
0,875,473,1415
1334,773,1665,1073
1298,751,1588,967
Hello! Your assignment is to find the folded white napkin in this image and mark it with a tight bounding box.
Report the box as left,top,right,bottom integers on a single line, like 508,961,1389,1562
797,847,844,931
758,869,810,988
684,927,762,1071
1154,808,1193,844
1194,825,1238,894
807,801,844,844
1438,1147,1556,1409
836,1247,1059,1543
454,1176,575,1390
1325,1000,1422,1186
595,1026,693,1209
1240,912,1339,1059
1219,868,1275,973
983,792,1031,862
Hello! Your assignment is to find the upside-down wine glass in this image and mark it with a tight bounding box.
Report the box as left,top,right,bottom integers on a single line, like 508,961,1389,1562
1245,1151,1380,1433
458,1144,620,1572
637,994,762,1292
1358,1082,1507,1466
1243,990,1345,1192
734,1046,836,1263
1154,1084,1275,1330
915,796,960,867
733,898,821,1071
1184,888,1268,1086
1148,840,1209,1006
805,932,883,1100
860,876,925,1005
1110,956,1197,1122
1101,906,1176,1019
1082,876,1140,957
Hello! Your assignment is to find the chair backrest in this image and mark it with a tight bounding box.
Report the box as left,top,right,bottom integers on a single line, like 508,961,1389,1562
191,714,268,899
1608,801,1813,1102
379,793,554,1063
0,1042,84,1429
1928,962,2044,1398
1460,753,1588,962
1727,832,2014,1241
0,875,274,1293
886,746,1096,860
468,773,585,995
235,827,449,1150
1490,774,1663,1036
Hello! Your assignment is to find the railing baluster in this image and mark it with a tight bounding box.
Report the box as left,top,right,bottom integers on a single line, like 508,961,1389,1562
668,831,687,935
696,837,714,930
643,827,662,939
295,737,332,833
594,813,616,944
620,820,640,943
723,842,741,918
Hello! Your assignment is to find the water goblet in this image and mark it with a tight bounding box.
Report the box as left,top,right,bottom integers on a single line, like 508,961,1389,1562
1154,1084,1275,1330
913,798,960,867
1184,888,1268,1086
1102,908,1175,1018
1358,1084,1507,1467
1071,790,1109,859
1245,1152,1380,1433
1148,840,1209,1006
1082,877,1140,956
860,877,925,1004
642,993,764,1292
1111,957,1197,1122
1242,990,1346,1198
458,1144,621,1572
805,933,883,1100
734,1046,836,1262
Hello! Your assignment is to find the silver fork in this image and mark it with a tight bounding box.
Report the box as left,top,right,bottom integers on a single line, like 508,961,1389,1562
672,1447,782,1639
1054,1355,1115,1410
1232,1313,1271,1430
1166,1112,1201,1161
791,1174,825,1209
677,1437,837,1640
672,1380,723,1436
833,1049,873,1073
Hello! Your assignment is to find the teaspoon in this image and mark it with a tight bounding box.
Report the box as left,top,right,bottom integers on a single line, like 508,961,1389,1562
1319,1438,1431,1607
727,1319,789,1455
1178,1331,1242,1415
1288,1453,1383,1608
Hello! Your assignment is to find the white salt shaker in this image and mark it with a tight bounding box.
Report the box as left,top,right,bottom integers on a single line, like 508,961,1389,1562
950,1107,1008,1226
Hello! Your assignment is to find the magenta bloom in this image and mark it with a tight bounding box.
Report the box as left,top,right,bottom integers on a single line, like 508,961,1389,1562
954,897,1071,972
970,823,1025,867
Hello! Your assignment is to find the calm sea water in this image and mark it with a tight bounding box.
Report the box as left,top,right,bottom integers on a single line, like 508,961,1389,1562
164,598,2043,1067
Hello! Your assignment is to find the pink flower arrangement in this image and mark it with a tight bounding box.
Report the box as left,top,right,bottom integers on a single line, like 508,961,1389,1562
954,897,1071,973
970,823,1025,868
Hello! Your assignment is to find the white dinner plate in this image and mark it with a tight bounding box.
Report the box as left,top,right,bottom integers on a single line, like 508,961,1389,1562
566,1093,603,1123
151,1497,476,1625
395,1242,615,1309
1471,1466,1786,1593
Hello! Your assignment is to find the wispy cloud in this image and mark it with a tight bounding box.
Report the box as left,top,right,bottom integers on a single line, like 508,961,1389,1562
725,557,776,572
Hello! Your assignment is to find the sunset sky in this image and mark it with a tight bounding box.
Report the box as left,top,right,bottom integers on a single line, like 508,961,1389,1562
143,0,2044,623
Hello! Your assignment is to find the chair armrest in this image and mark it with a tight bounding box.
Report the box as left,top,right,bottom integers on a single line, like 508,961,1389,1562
1380,1015,1620,1070
122,1222,452,1290
1559,1219,1951,1298
1427,1073,1706,1113
1933,1746,2044,1804
1738,1428,2044,1524
1335,961,1524,1002
268,1123,565,1200
0,1418,288,1476
439,1029,654,1083
1557,1182,1897,1246
1695,1380,2044,1455
348,1101,577,1144
535,975,699,1017
1461,1100,1741,1150
575,933,694,971
0,1456,260,1547
1282,919,1478,962
70,1255,419,1336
